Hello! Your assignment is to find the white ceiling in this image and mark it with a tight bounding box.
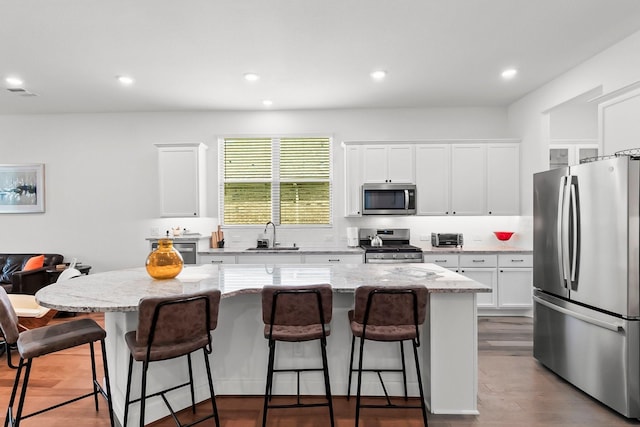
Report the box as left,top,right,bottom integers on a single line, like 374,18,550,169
2,0,640,114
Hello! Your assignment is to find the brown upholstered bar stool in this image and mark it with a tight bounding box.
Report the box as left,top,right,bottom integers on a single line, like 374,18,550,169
122,289,221,427
0,287,114,427
261,284,335,427
347,285,429,427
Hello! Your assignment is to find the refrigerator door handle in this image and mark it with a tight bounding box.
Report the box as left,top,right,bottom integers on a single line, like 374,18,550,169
557,176,567,285
569,181,579,283
559,176,572,287
533,296,624,332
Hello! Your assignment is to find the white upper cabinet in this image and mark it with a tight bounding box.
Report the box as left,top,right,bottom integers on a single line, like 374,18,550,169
451,144,486,215
487,143,520,215
362,144,414,183
344,144,363,217
345,140,520,217
415,144,451,215
155,143,207,217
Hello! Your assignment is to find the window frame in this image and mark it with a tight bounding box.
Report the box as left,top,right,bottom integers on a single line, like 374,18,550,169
218,135,333,227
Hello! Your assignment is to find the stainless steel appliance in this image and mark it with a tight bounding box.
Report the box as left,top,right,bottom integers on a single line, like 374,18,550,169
361,183,416,215
151,240,197,264
359,228,423,263
533,154,640,418
431,233,463,248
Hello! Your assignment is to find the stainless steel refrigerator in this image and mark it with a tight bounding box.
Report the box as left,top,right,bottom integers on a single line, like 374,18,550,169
533,155,640,418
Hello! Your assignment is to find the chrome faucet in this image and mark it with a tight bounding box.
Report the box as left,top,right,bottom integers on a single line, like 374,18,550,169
265,221,277,248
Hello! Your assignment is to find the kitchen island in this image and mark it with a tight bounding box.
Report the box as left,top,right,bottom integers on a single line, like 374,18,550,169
36,263,489,425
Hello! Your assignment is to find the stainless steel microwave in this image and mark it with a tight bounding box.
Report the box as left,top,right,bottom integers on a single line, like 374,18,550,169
361,183,416,215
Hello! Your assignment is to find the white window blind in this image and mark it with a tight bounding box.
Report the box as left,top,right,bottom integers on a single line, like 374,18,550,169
220,136,332,225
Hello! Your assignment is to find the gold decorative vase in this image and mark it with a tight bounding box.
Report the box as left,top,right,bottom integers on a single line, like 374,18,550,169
146,239,184,280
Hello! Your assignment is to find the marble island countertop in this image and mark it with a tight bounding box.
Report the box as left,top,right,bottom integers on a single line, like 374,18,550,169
36,263,490,313
199,245,532,255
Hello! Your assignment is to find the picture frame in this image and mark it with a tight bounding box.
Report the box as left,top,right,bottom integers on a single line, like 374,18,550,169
0,163,45,213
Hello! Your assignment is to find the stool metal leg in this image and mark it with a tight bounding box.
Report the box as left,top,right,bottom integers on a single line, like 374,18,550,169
202,347,221,427
262,339,276,427
412,339,429,426
347,335,356,400
319,337,335,427
355,335,366,427
400,341,408,400
123,355,134,427
100,340,115,427
187,353,196,413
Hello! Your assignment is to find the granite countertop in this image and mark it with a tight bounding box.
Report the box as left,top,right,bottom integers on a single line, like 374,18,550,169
36,263,490,313
199,245,531,255
421,245,532,254
199,246,365,255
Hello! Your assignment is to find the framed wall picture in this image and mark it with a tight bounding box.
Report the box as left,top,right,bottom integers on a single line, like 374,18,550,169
0,164,45,213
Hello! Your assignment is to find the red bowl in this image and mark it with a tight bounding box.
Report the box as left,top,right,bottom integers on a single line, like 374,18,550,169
494,231,514,241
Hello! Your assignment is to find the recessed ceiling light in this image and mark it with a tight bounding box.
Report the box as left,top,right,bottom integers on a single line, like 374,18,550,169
262,99,273,107
501,68,518,79
117,75,134,85
244,73,260,82
370,70,387,81
5,77,24,86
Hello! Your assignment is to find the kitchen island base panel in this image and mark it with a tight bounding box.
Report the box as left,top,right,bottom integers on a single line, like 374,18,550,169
425,292,479,415
103,291,479,425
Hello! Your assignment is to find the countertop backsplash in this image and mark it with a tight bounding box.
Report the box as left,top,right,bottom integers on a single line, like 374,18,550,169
145,215,533,251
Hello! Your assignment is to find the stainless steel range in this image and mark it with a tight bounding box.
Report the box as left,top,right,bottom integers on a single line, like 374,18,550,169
359,228,423,264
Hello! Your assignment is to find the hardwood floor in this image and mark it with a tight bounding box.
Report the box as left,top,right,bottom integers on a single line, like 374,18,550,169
1,314,639,426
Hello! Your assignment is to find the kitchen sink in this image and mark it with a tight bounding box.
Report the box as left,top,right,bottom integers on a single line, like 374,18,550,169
246,246,300,251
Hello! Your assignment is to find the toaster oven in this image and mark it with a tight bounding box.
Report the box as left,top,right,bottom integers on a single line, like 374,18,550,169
431,233,463,248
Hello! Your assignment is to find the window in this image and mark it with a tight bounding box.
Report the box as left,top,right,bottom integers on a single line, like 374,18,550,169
220,137,332,225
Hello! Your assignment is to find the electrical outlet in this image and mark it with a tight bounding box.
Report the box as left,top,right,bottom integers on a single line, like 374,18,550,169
150,227,160,236
420,235,429,241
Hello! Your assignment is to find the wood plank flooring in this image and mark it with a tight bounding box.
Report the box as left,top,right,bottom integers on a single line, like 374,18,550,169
1,314,639,426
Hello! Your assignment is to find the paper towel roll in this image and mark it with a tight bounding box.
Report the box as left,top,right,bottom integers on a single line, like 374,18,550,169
347,227,359,247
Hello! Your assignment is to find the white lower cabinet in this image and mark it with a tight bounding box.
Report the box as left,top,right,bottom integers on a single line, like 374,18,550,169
497,254,533,309
458,255,498,309
199,254,237,264
425,252,532,315
237,254,303,264
304,254,363,264
423,254,458,270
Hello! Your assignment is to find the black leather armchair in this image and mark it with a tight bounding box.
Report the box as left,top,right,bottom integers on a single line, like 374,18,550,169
0,254,65,295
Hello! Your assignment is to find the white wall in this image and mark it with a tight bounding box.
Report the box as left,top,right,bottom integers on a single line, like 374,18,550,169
509,29,640,215
0,107,515,272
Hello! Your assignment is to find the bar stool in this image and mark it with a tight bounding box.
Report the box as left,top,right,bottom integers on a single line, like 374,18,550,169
347,285,429,427
261,284,334,427
122,289,221,427
0,287,114,427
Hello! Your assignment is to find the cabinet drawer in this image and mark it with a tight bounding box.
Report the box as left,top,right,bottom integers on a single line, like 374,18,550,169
423,254,459,268
199,254,236,264
459,254,497,268
304,254,363,264
498,254,533,268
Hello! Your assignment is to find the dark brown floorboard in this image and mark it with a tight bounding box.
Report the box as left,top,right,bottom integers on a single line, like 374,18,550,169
1,314,639,426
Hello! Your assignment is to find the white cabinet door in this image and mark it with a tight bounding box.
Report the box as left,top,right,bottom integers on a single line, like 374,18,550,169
423,254,458,269
156,143,207,217
459,268,497,308
362,144,414,183
487,143,520,215
451,144,485,215
304,254,363,264
387,145,415,183
415,144,451,215
497,268,533,308
199,254,237,264
237,254,303,264
344,145,362,216
549,142,598,169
